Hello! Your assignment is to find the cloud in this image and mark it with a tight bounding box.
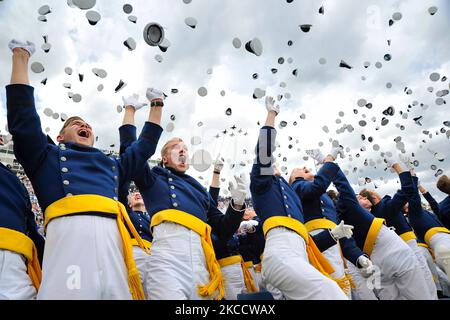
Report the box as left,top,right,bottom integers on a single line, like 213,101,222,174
0,0,448,200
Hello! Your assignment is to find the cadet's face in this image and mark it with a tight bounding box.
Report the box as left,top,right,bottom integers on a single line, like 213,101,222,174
291,167,314,182
128,192,144,208
357,195,372,209
0,136,4,146
163,141,189,173
58,120,94,147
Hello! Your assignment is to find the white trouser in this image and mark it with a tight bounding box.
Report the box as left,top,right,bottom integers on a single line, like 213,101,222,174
370,225,435,300
417,245,442,291
0,249,36,300
221,262,245,300
145,222,211,300
261,227,348,300
406,239,438,299
37,215,131,300
345,259,378,300
310,228,351,299
133,246,151,299
436,265,450,296
429,232,450,280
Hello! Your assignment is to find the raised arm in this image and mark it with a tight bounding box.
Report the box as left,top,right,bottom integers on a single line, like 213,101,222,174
209,157,224,205
409,174,423,212
250,97,279,194
208,174,248,239
388,171,415,213
332,167,359,206
419,185,440,215
380,161,414,213
6,41,48,177
118,95,146,207
292,162,340,200
119,94,146,154
119,89,165,184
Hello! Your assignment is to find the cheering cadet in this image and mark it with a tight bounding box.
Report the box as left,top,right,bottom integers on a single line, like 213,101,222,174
6,40,162,299
129,88,247,300
290,149,374,298
249,96,351,300
332,162,436,299
408,172,450,281
208,158,258,299
119,94,155,298
359,161,436,297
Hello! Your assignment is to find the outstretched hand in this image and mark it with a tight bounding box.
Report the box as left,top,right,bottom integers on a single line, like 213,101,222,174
330,221,354,240
122,94,147,111
229,174,247,206
9,39,35,57
265,96,280,115
146,88,166,103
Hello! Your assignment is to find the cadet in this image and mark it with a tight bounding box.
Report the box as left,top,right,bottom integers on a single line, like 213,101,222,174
119,94,155,299
6,40,162,299
0,135,44,299
127,91,247,299
359,161,436,298
290,148,374,298
408,172,450,281
436,175,450,229
208,159,258,300
249,96,351,300
332,162,436,299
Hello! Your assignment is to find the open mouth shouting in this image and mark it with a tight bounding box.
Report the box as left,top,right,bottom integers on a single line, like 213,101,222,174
77,128,91,139
179,155,187,165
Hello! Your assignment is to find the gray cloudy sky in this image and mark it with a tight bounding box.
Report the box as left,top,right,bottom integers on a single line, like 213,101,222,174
0,0,449,200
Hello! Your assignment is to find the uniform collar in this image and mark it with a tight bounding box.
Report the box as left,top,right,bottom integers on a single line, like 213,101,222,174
155,165,189,178
59,141,100,152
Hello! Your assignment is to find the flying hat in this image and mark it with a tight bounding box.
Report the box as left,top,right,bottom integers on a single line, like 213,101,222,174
245,38,263,56
143,22,165,46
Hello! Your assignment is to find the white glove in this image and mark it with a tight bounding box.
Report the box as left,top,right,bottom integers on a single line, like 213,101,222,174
384,157,397,168
398,154,414,170
265,96,280,114
213,157,224,173
330,221,353,240
357,177,366,186
122,93,147,111
239,220,259,233
329,146,344,160
229,174,247,206
8,39,36,56
146,87,166,102
306,149,325,164
357,255,375,278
